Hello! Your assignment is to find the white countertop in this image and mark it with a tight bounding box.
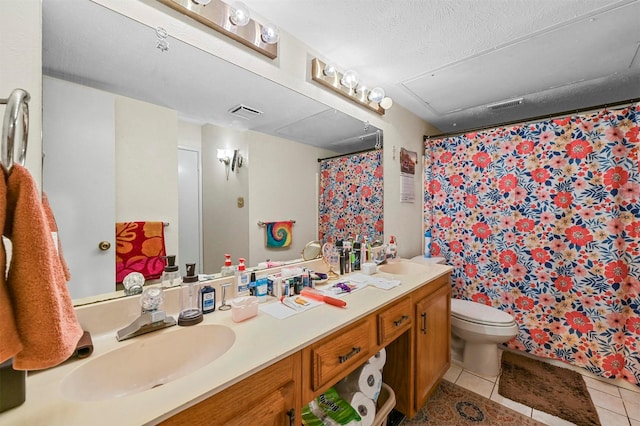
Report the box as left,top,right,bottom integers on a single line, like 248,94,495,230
0,262,452,426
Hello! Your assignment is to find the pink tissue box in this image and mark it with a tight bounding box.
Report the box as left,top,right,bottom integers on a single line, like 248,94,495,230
231,296,259,322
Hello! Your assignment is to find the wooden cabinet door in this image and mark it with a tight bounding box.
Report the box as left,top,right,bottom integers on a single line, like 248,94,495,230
414,282,451,410
160,353,300,426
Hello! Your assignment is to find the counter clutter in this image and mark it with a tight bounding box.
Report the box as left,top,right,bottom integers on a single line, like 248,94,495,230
0,259,453,425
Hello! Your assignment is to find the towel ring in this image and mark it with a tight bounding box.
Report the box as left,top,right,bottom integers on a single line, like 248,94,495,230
1,88,30,172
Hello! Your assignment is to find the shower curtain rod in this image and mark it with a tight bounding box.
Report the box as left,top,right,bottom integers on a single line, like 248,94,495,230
317,146,380,162
424,97,640,141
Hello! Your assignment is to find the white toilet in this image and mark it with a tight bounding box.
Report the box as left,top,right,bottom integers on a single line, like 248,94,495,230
450,298,518,377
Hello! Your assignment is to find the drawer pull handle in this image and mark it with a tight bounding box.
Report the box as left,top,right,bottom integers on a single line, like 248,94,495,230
393,315,409,327
287,408,295,426
338,346,361,363
421,312,427,334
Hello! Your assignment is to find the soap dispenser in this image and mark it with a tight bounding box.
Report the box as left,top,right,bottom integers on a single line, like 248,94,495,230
178,263,203,326
161,255,180,288
221,254,234,277
235,258,250,297
387,235,398,260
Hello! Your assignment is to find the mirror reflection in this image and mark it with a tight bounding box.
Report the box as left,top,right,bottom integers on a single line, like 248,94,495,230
41,0,382,303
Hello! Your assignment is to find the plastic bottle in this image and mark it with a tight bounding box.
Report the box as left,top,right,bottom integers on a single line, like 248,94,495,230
200,284,216,314
387,235,398,260
424,229,432,258
255,277,268,303
220,254,234,277
178,263,203,326
161,255,180,288
235,258,250,297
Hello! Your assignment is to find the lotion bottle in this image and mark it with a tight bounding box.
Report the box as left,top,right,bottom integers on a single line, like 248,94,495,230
235,258,250,297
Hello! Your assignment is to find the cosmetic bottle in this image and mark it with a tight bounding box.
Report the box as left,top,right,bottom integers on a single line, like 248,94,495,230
178,263,203,326
353,242,361,270
424,229,432,258
235,258,250,297
220,254,234,277
256,277,268,303
200,284,216,314
387,235,398,260
249,272,257,296
161,255,180,288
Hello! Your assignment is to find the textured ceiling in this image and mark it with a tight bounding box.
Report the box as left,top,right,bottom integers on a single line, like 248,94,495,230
242,0,640,133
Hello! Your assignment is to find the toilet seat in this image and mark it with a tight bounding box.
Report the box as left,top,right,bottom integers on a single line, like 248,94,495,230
451,298,515,327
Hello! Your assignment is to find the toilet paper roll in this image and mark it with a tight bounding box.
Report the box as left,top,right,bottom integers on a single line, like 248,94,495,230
335,363,383,401
343,391,376,426
367,348,386,371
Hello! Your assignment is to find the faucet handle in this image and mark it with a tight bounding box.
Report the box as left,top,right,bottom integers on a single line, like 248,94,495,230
140,287,164,312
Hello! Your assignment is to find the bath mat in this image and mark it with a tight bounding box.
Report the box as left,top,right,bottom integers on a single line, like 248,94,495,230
498,351,601,426
400,380,544,425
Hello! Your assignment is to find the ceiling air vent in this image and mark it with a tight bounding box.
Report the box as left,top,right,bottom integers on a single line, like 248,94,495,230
487,97,524,110
228,104,263,120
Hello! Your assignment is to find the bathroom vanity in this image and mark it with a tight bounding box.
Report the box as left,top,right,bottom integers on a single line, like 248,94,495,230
0,260,452,425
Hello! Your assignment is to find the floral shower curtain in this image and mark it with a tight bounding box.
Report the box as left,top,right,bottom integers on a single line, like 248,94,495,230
319,150,384,243
424,104,640,385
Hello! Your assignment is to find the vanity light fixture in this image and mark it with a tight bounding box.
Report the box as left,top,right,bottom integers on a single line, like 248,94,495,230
217,148,243,180
157,0,279,59
311,58,390,115
217,148,232,180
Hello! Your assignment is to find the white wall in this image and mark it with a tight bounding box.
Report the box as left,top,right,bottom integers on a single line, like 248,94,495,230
115,96,179,257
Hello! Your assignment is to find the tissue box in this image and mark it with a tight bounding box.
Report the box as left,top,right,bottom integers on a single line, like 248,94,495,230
231,296,259,322
362,262,377,275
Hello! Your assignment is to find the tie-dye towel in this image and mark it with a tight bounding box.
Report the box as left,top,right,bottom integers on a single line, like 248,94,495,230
264,221,293,248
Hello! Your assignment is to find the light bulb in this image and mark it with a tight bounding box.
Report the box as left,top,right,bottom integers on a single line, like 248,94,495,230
340,69,359,89
260,23,279,44
380,97,393,109
323,64,337,77
368,87,385,103
229,1,250,26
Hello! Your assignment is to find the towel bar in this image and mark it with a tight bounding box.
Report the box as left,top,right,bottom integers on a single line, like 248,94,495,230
1,88,30,171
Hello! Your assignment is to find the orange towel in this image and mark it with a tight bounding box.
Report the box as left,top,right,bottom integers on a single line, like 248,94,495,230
41,192,71,282
4,165,83,370
116,221,166,283
0,170,23,364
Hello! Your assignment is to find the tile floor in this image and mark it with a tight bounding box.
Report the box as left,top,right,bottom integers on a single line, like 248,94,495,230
444,358,640,426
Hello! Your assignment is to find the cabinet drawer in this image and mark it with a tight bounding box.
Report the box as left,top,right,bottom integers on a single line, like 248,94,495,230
378,297,412,345
309,318,373,391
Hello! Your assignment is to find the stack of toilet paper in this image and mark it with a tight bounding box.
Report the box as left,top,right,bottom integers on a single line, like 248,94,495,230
334,348,386,426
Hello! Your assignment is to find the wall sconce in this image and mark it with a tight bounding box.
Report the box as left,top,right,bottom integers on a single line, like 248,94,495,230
217,148,243,180
157,0,279,59
311,58,392,115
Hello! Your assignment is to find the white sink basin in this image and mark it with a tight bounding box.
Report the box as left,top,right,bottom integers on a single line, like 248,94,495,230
61,324,235,402
378,260,431,276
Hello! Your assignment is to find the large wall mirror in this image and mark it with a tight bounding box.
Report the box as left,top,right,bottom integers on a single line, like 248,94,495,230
42,0,382,304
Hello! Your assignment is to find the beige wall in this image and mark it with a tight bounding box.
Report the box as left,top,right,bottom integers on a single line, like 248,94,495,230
115,96,180,257
201,124,336,271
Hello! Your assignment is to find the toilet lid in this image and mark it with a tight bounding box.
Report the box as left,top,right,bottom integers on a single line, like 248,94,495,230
451,298,515,326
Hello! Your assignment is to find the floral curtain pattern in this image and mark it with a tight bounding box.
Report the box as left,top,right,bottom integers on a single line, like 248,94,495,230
424,105,640,385
319,150,384,243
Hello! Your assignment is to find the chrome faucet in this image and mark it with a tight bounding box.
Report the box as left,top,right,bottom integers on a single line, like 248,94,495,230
116,287,176,342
